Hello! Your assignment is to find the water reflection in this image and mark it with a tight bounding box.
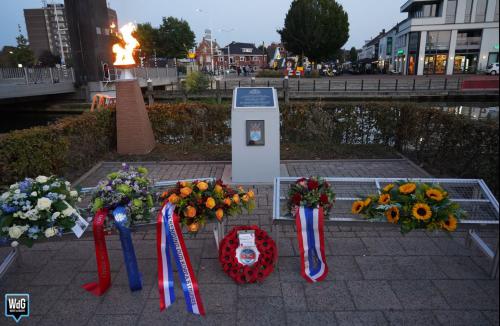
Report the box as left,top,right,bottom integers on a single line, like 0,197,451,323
433,105,499,121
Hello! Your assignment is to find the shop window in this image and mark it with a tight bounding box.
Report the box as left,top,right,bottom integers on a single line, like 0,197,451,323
488,52,499,65
453,54,479,73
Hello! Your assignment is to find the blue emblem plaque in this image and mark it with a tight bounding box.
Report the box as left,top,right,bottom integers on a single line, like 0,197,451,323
235,88,275,108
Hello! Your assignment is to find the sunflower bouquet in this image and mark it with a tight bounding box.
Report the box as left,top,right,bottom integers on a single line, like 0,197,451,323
160,179,255,233
351,181,465,234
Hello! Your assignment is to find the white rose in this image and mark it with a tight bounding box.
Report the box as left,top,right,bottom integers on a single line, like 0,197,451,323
27,209,40,221
44,227,58,238
8,225,27,239
62,207,76,217
31,191,38,197
52,212,61,220
70,190,78,198
37,197,52,210
36,176,48,183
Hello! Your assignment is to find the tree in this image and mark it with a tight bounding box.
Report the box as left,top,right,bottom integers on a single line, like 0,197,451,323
12,34,35,66
349,46,358,63
135,23,158,58
38,50,61,67
278,0,349,64
0,46,16,67
156,17,195,59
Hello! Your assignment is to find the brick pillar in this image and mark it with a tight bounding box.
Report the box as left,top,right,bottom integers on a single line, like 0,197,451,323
115,79,156,154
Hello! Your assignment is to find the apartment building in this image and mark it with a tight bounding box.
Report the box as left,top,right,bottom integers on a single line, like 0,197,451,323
395,0,499,75
214,42,267,70
24,3,71,64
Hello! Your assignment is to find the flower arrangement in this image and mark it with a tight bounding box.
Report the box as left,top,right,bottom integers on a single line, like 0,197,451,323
219,226,277,284
160,179,255,233
0,176,81,246
287,177,336,215
90,164,154,225
351,181,465,233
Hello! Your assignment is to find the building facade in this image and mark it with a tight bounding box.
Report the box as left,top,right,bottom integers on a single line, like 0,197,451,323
195,33,218,72
24,3,71,64
395,0,499,75
214,42,267,70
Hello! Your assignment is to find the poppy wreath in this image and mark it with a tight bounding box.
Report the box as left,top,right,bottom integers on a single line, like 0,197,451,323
219,225,277,284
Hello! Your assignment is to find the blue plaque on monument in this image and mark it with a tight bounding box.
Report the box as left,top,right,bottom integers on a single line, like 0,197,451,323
235,88,275,108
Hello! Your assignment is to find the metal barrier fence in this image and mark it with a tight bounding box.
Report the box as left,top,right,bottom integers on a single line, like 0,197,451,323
0,67,74,85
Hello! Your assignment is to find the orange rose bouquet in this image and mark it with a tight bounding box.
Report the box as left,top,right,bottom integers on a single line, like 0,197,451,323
351,181,465,234
160,179,255,233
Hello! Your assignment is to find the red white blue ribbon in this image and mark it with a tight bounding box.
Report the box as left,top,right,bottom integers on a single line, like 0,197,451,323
295,206,329,282
157,203,205,316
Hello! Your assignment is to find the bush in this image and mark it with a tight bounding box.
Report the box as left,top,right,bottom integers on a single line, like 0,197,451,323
256,69,285,78
0,110,116,185
184,71,209,94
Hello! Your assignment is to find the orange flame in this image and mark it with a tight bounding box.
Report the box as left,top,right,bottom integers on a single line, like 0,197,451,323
113,23,140,66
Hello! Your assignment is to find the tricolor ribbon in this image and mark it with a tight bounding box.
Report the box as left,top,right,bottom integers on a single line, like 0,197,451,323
83,209,111,295
295,206,329,282
113,206,142,291
157,203,205,316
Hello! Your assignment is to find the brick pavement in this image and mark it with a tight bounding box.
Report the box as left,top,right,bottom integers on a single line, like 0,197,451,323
0,159,498,326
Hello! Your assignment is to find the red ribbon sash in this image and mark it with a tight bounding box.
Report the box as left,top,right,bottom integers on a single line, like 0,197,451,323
83,209,111,296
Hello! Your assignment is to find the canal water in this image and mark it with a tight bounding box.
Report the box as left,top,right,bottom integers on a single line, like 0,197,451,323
0,101,497,134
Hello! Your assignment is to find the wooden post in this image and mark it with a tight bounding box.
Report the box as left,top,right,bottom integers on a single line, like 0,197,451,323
284,77,290,105
147,79,154,106
216,80,222,104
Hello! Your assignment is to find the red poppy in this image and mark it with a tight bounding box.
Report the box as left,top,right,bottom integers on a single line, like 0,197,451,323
307,179,319,190
292,193,302,205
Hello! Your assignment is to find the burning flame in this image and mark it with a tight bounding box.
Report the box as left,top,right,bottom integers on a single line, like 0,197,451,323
113,23,140,66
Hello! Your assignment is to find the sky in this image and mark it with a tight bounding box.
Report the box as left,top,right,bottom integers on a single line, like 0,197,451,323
0,0,406,50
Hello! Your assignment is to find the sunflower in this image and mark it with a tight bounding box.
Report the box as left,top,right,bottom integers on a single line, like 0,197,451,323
352,201,365,214
412,203,432,221
441,215,458,232
364,197,372,207
378,194,391,205
385,206,400,223
426,188,444,201
399,183,417,194
383,184,394,193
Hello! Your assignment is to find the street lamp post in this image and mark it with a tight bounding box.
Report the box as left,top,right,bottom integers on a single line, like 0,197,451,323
195,9,215,73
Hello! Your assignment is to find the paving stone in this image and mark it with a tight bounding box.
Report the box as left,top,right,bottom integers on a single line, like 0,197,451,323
198,258,233,284
95,285,151,315
475,280,500,306
431,256,489,279
335,311,389,326
328,238,368,256
433,310,493,326
282,282,307,311
2,315,42,326
304,281,355,311
481,310,500,326
393,256,447,279
237,296,285,326
286,311,338,325
112,259,157,286
355,256,404,280
433,280,498,310
201,238,219,259
61,271,115,300
347,281,401,310
430,236,477,256
396,237,442,255
32,260,85,285
238,272,282,297
199,283,237,314
384,311,441,326
7,250,55,273
390,280,449,309
81,249,124,272
278,238,296,257
327,256,363,281
361,238,406,256
86,314,139,326
53,241,95,261
185,313,236,326
38,299,99,326
137,299,189,325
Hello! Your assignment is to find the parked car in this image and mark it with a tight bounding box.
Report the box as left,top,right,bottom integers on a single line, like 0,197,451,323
486,63,499,75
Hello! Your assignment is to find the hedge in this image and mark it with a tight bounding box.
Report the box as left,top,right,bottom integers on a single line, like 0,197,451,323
0,110,115,185
1,102,497,196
